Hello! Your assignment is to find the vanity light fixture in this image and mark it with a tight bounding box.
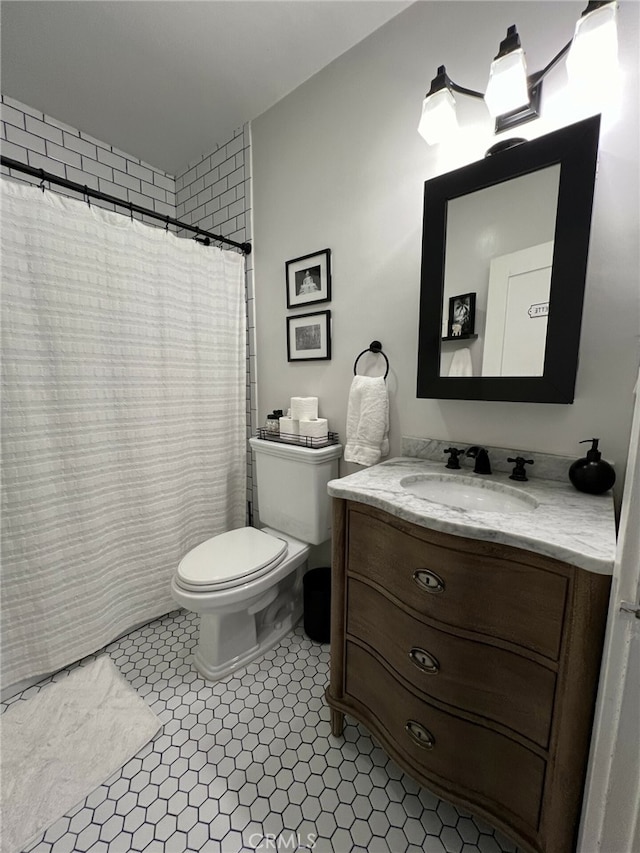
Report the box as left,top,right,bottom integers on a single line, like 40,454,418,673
418,0,619,144
418,66,463,145
567,0,619,90
484,25,530,119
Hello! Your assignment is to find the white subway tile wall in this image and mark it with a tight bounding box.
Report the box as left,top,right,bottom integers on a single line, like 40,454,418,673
175,125,255,512
1,96,254,515
1,95,176,226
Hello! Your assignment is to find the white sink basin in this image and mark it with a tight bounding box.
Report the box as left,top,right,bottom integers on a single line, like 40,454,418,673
400,473,538,514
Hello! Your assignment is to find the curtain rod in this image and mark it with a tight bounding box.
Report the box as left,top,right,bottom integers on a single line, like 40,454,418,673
1,156,252,255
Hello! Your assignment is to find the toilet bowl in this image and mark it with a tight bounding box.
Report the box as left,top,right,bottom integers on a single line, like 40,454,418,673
171,526,310,681
171,438,342,681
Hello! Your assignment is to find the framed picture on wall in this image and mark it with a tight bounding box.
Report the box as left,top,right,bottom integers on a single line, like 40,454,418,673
447,292,476,338
287,310,331,361
285,249,331,308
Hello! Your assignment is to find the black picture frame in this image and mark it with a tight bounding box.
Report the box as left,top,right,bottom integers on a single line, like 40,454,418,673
417,115,600,403
447,292,476,338
285,249,331,309
286,310,331,361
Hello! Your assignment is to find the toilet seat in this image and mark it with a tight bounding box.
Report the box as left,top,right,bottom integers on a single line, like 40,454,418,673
175,527,288,592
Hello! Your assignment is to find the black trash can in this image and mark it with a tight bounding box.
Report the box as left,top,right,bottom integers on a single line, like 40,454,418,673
303,566,331,643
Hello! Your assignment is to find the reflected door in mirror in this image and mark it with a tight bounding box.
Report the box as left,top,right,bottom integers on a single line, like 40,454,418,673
482,241,554,377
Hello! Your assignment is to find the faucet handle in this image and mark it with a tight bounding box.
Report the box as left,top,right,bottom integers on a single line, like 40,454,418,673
508,456,534,482
444,447,465,469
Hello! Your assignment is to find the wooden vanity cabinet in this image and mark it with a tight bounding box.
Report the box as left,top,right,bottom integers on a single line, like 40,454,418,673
326,500,611,853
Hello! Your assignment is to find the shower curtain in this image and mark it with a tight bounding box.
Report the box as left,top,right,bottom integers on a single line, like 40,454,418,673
0,179,246,692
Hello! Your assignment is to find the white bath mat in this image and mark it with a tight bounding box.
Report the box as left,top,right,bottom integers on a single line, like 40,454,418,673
0,656,161,853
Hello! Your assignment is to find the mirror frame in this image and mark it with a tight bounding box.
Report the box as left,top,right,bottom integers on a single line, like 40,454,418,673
417,115,600,404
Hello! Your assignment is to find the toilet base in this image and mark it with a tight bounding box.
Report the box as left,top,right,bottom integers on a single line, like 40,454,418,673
189,559,307,681
193,604,302,681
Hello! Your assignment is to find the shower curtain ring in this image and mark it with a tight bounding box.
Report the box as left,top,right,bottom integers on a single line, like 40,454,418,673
165,216,170,232
129,201,134,221
84,186,91,208
39,169,45,192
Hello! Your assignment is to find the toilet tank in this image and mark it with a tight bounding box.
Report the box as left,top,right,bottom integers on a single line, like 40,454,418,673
249,438,342,545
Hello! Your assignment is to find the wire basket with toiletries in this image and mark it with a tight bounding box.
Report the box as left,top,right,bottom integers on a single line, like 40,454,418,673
255,428,340,449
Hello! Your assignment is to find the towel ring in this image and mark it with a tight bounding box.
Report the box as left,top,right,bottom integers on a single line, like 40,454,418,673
353,340,389,380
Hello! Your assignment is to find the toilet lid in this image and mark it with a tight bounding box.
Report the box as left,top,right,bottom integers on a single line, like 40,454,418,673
177,527,288,588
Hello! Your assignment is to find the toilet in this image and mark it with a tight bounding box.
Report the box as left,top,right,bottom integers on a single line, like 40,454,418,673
170,437,342,680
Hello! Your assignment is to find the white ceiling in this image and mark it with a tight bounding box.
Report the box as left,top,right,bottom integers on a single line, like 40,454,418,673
1,1,411,175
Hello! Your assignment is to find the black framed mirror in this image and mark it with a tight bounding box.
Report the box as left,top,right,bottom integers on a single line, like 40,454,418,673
417,115,600,403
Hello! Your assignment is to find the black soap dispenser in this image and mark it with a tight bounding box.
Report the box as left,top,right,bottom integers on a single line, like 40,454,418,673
569,439,616,495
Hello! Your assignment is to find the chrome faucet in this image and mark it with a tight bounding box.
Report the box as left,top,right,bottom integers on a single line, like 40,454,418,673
466,445,492,475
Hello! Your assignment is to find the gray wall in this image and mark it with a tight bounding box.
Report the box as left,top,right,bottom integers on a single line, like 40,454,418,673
251,1,640,493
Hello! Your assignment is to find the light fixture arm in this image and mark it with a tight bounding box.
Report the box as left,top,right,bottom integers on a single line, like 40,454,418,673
531,39,573,87
436,37,573,104
424,65,484,101
521,0,615,87
448,80,485,100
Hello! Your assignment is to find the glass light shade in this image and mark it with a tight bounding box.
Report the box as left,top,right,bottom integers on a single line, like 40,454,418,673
418,88,458,145
567,2,619,89
484,48,530,117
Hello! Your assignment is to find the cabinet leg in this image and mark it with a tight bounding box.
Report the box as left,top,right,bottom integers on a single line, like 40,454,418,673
330,709,345,737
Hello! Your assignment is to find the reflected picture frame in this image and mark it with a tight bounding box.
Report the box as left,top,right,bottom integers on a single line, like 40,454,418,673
447,292,476,338
287,310,331,361
285,249,331,309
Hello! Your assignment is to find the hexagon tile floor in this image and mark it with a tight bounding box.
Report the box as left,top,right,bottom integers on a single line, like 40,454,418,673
3,609,520,853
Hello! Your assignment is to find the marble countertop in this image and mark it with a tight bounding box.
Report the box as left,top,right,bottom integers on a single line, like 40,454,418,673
328,457,617,575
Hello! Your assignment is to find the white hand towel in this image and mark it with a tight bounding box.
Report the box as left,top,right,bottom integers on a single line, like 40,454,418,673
344,376,389,467
448,347,473,377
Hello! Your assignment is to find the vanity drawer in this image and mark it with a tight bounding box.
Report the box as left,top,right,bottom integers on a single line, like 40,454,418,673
345,641,545,831
347,506,567,659
347,578,556,748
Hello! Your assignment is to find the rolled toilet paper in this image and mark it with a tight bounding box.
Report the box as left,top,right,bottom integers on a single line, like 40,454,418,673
279,417,299,440
290,396,318,421
299,418,329,441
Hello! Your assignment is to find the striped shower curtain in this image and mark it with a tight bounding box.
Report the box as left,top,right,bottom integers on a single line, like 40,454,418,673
0,179,246,693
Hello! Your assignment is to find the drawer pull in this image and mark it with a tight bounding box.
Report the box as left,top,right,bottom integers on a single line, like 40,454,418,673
409,647,440,674
405,720,435,750
413,569,445,594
